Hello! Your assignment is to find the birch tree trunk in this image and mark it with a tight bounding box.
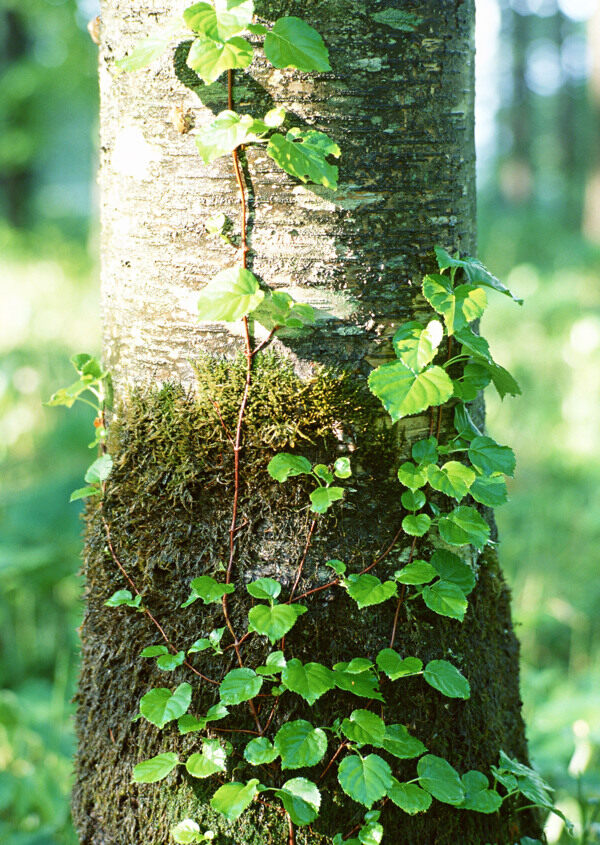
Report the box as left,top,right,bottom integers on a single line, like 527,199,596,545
72,1,541,842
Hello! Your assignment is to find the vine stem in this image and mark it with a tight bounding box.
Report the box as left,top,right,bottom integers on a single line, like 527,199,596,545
389,536,416,648
288,813,296,845
318,740,348,782
101,514,217,685
436,335,453,439
289,518,317,603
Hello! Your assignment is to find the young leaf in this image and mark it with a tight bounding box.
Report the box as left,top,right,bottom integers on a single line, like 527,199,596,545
210,778,260,821
429,550,476,595
246,577,281,601
341,710,386,748
84,454,113,484
326,559,346,576
387,779,432,814
423,659,470,699
334,456,352,478
434,247,523,304
275,778,321,826
382,724,427,759
195,110,269,164
422,274,487,335
337,754,392,808
333,658,374,674
459,770,503,813
267,453,312,481
417,755,465,805
116,20,182,73
184,0,254,42
219,668,262,705
394,560,437,585
309,486,344,513
494,750,554,807
368,361,454,422
186,739,228,778
248,603,307,644
397,462,427,491
422,580,468,621
197,267,264,322
438,506,490,549
181,575,235,607
401,489,426,511
264,17,331,72
402,513,431,537
178,702,229,734
141,645,170,658
469,473,508,507
357,815,383,845
104,589,142,610
244,736,279,765
170,818,203,843
345,574,397,609
156,651,185,671
426,461,476,501
267,128,340,190
132,752,179,783
412,436,438,465
274,720,328,769
392,320,444,372
139,683,192,728
281,659,335,705
70,485,102,502
376,649,423,681
186,34,253,84
468,435,516,477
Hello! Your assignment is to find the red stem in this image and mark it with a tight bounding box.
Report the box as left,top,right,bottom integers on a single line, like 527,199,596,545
389,536,416,648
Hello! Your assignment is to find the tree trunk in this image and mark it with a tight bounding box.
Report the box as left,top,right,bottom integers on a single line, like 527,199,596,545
73,2,541,842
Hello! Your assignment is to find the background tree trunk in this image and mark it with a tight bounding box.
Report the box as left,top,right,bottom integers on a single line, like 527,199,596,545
73,1,541,842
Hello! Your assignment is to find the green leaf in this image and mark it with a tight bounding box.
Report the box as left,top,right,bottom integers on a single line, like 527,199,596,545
133,752,179,783
104,589,142,609
426,461,476,501
337,754,392,808
178,703,229,734
184,0,254,41
434,247,523,304
341,710,386,748
326,559,346,576
397,462,427,491
182,575,235,607
422,274,487,335
438,506,490,549
313,464,334,484
186,740,228,778
206,211,228,236
484,361,522,399
140,683,192,728
469,473,508,507
219,668,262,705
187,34,253,84
257,650,287,674
267,128,340,189
244,737,279,765
70,486,101,502
332,669,384,701
195,110,270,164
495,751,554,807
71,353,102,377
334,457,352,478
281,659,335,705
253,291,315,331
468,436,516,476
417,754,465,805
401,490,426,511
412,437,438,465
454,363,491,401
370,10,422,31
345,574,397,609
267,453,312,482
275,778,321,826
274,720,328,769
246,577,282,601
170,818,202,843
248,603,307,644
402,513,431,537
264,17,331,72
423,659,470,699
392,320,444,372
84,454,113,484
358,816,384,845
460,770,502,813
430,550,476,595
116,22,181,73
453,404,481,441
141,645,169,658
333,658,374,674
310,486,344,513
368,361,454,422
156,651,186,671
382,724,427,759
422,580,468,621
376,649,422,680
387,779,432,814
197,267,264,322
210,778,260,821
394,560,436,585
454,326,493,364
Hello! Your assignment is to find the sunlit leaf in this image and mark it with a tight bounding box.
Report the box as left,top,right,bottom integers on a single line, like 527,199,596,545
337,754,392,808
274,720,328,769
267,127,340,189
423,659,470,699
264,17,331,72
368,361,453,422
197,267,264,322
132,752,179,783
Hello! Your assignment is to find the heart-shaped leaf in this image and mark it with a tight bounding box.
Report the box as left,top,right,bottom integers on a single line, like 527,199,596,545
369,361,453,422
197,267,264,322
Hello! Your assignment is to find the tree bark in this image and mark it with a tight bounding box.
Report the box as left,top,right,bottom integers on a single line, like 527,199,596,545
73,2,541,842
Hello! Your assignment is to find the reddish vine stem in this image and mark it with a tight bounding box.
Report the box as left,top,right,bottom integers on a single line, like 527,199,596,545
290,518,317,603
318,740,348,782
288,813,296,845
210,398,234,446
436,336,453,440
389,536,416,648
101,515,218,685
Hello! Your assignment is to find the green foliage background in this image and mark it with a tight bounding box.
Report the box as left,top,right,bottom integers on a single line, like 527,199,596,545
0,0,598,842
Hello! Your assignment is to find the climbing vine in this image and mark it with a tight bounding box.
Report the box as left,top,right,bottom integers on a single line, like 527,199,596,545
48,3,574,843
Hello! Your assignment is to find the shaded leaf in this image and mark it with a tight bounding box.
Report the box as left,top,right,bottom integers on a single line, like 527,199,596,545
376,649,422,681
275,778,321,826
422,580,468,621
417,755,465,805
423,659,470,699
267,127,340,189
219,668,262,705
211,778,260,821
140,683,192,728
274,720,328,769
132,752,179,783
264,16,331,71
337,754,392,808
186,34,253,84
438,506,490,549
281,659,335,705
267,453,312,481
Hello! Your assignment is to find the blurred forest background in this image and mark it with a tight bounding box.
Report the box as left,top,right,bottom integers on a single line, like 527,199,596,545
0,0,599,842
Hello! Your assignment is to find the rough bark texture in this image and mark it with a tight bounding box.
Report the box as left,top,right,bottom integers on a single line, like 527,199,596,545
73,1,541,843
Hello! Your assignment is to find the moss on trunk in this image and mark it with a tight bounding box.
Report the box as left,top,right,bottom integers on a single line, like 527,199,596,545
73,356,542,843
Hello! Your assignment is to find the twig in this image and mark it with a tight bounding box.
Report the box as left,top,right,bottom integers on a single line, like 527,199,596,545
318,740,348,782
389,536,416,648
